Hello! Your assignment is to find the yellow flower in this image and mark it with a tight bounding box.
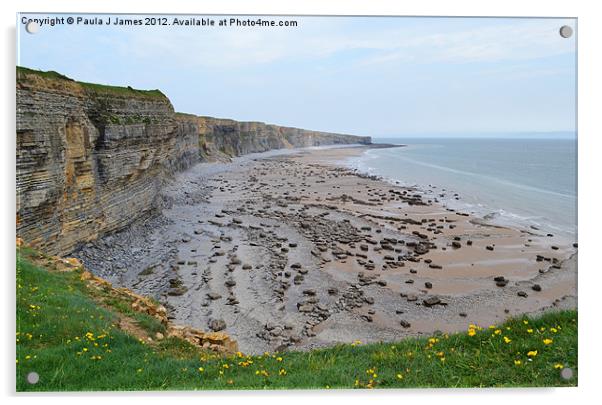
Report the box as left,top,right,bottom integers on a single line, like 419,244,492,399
494,329,502,335
514,360,522,366
279,368,287,376
503,336,512,344
276,357,283,362
543,338,553,345
554,364,564,369
527,350,538,357
468,328,476,337
198,367,204,372
523,320,529,325
396,373,404,380
527,329,533,334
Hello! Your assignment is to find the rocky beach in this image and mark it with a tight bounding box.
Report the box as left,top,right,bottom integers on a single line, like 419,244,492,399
73,145,577,354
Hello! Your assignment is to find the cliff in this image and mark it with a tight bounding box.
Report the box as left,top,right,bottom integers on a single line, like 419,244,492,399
189,115,371,160
16,67,371,255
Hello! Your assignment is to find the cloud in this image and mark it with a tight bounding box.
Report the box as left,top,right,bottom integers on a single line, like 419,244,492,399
358,19,576,66
118,17,575,70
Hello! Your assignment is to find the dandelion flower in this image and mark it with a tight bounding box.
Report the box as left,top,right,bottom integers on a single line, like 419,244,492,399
543,338,553,345
514,360,522,366
503,336,512,344
554,364,564,369
527,350,538,357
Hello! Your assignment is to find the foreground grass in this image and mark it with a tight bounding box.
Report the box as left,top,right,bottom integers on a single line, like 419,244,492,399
17,250,577,391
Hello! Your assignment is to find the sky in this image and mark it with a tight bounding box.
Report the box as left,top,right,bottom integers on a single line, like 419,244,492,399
17,15,576,138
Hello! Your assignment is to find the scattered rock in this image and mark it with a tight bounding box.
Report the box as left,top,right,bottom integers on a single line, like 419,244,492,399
206,292,222,300
423,296,445,307
208,318,226,332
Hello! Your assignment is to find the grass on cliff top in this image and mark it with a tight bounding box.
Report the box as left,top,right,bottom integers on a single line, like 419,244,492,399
16,66,166,99
17,248,577,391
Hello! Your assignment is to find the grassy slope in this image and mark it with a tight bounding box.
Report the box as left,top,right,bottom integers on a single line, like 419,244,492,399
16,249,577,391
16,66,166,99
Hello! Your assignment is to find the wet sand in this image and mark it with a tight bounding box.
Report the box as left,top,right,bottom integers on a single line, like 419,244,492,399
75,145,577,354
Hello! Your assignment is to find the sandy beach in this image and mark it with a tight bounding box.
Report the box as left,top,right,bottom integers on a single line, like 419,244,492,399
74,145,577,354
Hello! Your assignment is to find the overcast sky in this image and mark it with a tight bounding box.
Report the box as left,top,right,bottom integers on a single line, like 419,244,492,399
18,15,576,137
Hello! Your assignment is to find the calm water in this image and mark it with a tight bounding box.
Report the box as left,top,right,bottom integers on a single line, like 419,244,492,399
347,137,577,240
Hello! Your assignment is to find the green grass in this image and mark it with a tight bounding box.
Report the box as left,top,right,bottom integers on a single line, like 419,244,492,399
17,249,577,391
17,66,166,100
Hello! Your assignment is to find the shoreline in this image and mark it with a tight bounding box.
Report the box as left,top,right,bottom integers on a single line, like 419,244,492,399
343,142,577,243
73,144,577,354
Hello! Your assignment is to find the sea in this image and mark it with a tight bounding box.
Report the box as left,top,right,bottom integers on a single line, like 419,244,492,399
346,136,577,242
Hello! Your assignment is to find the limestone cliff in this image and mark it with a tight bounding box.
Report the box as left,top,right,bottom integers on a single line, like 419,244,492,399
190,115,371,160
16,67,371,255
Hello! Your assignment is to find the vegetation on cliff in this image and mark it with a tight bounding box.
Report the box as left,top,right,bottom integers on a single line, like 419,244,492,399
17,245,576,391
17,66,166,100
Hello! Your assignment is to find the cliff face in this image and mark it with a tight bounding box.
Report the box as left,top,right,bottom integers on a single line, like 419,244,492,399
16,68,197,255
194,116,371,158
16,67,370,255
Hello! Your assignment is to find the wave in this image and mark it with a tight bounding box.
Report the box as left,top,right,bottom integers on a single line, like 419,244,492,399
344,148,576,238
373,152,576,200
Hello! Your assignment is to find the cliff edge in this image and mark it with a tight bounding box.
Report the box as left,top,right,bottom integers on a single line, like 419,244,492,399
16,67,371,255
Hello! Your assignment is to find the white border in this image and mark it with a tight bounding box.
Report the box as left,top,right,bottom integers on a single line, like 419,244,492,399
2,1,601,404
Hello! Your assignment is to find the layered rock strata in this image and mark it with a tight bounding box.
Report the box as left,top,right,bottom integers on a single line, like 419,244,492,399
16,67,370,255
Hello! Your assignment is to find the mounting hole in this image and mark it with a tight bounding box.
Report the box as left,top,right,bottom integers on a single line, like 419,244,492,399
559,25,573,39
26,371,39,384
560,367,574,380
25,21,40,34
